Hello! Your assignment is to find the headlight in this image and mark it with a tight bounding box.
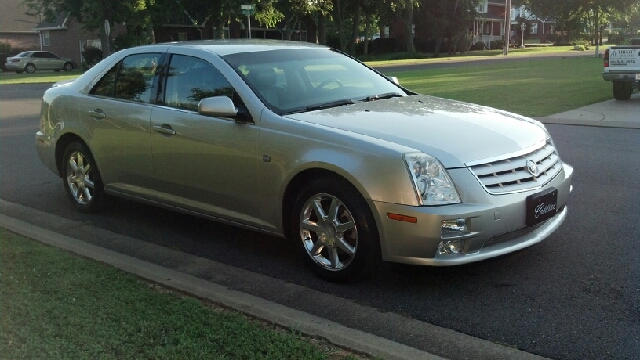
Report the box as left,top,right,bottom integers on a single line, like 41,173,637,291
403,153,461,205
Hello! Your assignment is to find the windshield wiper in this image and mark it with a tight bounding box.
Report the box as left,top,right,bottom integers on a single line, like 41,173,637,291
360,92,403,102
287,99,356,114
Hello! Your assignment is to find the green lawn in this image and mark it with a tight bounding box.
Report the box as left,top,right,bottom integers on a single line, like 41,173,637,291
1,54,612,118
388,57,611,117
0,70,82,85
0,230,361,359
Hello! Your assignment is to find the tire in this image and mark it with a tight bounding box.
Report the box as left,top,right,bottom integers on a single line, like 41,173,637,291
25,64,36,74
64,62,73,71
62,142,104,213
613,81,633,100
292,177,381,283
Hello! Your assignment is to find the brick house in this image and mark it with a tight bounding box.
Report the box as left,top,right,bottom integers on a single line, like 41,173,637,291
34,15,125,67
0,0,40,52
472,0,508,48
511,4,555,43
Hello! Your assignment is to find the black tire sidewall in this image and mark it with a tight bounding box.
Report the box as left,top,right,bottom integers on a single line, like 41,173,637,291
62,142,104,213
613,81,633,100
292,177,381,283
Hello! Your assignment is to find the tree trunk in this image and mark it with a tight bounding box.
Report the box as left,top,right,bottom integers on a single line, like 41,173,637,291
334,0,346,51
318,14,326,45
349,1,361,55
363,11,371,56
405,3,415,53
216,18,226,39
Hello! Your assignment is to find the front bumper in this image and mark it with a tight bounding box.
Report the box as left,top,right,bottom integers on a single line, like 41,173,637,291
36,130,59,176
373,163,573,266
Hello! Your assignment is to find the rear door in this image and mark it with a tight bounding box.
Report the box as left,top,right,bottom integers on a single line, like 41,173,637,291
82,52,163,198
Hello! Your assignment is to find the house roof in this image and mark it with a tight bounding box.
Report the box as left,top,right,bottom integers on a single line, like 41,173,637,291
0,0,40,32
34,13,68,31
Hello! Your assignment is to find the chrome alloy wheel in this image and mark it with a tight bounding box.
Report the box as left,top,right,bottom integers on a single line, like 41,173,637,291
299,193,358,271
66,151,96,205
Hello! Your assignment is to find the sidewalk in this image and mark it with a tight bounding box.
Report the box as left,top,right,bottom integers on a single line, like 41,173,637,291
536,91,640,129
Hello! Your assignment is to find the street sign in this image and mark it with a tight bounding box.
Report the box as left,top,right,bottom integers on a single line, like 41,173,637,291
241,4,255,15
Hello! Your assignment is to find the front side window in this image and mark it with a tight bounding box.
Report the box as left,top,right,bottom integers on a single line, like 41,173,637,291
163,54,233,111
90,53,161,103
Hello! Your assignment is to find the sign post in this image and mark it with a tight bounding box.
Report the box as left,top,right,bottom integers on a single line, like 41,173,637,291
240,5,256,39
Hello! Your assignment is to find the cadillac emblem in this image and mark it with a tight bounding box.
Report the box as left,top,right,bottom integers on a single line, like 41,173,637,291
526,159,538,176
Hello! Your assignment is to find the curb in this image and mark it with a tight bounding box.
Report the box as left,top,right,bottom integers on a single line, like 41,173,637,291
0,213,440,360
0,199,550,360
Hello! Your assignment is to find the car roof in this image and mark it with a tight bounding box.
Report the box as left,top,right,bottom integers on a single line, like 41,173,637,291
153,39,329,56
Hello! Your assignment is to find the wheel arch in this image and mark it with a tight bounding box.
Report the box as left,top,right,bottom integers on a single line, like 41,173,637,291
55,133,91,177
281,167,375,241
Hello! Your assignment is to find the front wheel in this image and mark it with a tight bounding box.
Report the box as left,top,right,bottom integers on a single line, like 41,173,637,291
62,142,104,213
613,81,633,100
292,177,381,283
25,64,36,74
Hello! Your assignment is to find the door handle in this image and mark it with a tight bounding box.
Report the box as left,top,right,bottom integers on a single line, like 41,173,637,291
153,124,176,136
88,109,105,119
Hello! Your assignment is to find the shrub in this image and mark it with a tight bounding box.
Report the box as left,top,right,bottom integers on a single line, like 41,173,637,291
489,40,504,49
82,46,103,67
0,41,10,53
608,33,626,44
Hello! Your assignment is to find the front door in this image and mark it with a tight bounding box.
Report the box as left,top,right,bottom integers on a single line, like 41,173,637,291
150,53,262,226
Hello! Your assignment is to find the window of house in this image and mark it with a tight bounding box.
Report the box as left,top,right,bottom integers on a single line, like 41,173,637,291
178,32,187,41
529,23,538,35
42,31,50,47
476,0,487,13
163,54,233,111
90,53,161,103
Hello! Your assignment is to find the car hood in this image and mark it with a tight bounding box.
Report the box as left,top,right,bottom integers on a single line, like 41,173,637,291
284,95,548,168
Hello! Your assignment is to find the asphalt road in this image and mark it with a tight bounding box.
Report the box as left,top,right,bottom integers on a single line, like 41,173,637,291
1,83,639,360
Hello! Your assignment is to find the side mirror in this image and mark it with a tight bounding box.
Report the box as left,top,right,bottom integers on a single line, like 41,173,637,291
198,96,238,118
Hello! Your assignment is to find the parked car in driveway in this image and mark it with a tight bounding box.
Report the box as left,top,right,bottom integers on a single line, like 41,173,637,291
35,40,573,282
5,51,76,73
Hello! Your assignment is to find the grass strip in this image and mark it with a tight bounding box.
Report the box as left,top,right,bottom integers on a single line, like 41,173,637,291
0,70,82,85
389,57,611,117
0,230,360,359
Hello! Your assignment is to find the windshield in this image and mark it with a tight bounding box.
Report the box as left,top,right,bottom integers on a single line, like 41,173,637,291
223,48,407,114
16,52,29,57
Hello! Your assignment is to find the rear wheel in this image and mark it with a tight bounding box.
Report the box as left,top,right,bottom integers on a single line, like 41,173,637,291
613,81,633,100
64,62,73,71
292,177,381,283
62,142,104,213
25,64,36,74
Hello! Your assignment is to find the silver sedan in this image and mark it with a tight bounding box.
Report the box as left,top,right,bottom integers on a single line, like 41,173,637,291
36,40,573,282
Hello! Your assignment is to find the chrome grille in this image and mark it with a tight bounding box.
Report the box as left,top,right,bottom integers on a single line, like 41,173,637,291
468,141,562,194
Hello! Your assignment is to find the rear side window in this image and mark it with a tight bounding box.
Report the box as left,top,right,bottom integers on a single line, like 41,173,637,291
163,54,233,111
90,53,161,103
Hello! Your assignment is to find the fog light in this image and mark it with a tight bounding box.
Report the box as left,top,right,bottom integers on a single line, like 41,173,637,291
437,239,466,254
441,218,468,238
